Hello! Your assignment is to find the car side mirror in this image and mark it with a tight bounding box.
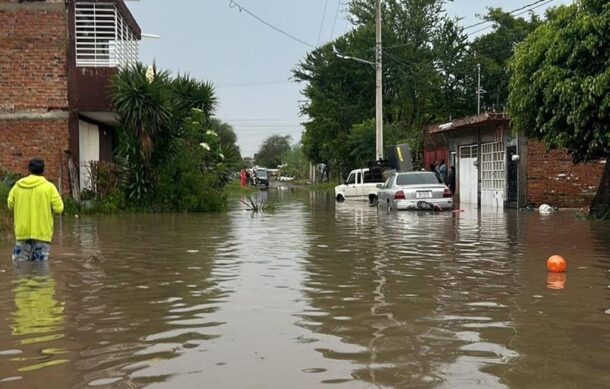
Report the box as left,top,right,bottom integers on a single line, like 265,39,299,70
376,184,383,189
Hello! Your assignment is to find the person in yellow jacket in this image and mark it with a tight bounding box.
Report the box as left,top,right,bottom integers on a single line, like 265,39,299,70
7,159,64,261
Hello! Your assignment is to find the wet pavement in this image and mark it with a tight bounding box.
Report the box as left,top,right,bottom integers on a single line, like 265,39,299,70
0,190,609,388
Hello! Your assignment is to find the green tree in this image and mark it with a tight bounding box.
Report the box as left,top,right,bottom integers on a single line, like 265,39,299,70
112,64,229,211
255,135,292,168
295,0,469,175
508,0,610,217
281,145,309,179
469,8,542,112
208,118,243,169
112,64,173,201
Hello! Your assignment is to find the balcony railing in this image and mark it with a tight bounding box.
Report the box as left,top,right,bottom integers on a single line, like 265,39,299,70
75,2,139,68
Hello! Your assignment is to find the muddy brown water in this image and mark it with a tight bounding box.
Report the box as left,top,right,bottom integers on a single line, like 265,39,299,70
0,190,609,388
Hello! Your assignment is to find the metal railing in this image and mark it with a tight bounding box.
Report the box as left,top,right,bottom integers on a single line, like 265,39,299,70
75,2,139,68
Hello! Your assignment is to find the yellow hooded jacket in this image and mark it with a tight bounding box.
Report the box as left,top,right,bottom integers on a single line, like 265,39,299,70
7,175,64,242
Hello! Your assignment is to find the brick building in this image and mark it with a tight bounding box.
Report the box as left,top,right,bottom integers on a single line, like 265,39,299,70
0,0,140,193
426,113,605,209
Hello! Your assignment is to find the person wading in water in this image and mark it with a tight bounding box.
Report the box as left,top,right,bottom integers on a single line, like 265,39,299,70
7,158,64,261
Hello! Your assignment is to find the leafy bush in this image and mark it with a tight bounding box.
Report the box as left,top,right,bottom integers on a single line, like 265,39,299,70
0,168,19,235
110,64,235,213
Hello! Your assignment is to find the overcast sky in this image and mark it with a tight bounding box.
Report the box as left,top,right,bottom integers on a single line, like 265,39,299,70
127,0,571,157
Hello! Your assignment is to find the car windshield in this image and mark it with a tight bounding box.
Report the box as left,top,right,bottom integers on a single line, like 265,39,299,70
256,170,268,179
395,173,441,186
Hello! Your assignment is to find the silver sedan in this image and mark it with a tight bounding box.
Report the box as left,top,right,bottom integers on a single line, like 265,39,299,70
377,172,453,211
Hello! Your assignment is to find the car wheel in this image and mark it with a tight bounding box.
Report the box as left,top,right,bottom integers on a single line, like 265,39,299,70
336,194,345,202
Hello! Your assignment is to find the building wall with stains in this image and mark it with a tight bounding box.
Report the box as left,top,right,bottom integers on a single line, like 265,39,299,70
526,141,604,208
0,1,69,190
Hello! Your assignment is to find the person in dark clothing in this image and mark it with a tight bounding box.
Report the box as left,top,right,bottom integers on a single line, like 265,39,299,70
438,160,447,184
446,166,456,195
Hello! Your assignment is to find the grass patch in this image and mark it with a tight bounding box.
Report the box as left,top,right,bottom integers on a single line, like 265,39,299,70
225,180,258,198
306,181,339,191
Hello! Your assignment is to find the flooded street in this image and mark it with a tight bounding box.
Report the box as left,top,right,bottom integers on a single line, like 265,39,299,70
1,190,609,388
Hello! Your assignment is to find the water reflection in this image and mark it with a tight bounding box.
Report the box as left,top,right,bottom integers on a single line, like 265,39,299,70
0,263,67,383
0,191,609,387
546,273,567,290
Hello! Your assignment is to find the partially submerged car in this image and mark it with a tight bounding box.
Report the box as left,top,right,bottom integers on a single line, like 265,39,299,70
377,171,453,211
255,168,270,188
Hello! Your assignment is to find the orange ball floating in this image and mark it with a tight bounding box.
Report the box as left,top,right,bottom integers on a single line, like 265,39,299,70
547,255,567,273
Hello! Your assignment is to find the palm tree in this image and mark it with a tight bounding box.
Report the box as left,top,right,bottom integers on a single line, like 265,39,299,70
112,63,173,166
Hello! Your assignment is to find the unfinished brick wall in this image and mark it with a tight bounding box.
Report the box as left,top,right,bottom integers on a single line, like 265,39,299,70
0,2,68,112
0,119,70,193
527,141,605,208
0,1,70,193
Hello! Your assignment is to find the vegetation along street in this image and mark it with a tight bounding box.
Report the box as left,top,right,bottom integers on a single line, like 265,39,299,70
0,0,608,388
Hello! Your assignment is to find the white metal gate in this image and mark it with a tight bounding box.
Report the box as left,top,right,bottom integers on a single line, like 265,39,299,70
459,145,478,205
480,142,506,207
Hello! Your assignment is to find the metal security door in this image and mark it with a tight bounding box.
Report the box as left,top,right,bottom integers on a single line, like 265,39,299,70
459,145,478,205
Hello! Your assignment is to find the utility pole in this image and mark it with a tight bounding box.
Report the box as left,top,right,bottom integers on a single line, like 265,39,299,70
375,0,383,161
476,63,482,115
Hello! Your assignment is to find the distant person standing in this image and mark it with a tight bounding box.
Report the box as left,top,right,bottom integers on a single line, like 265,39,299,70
7,159,64,262
438,160,447,184
240,169,247,187
447,166,456,195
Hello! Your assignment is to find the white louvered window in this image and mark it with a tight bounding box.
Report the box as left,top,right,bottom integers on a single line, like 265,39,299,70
75,2,139,68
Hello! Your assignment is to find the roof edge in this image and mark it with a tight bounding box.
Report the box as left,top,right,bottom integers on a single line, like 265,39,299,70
427,112,510,134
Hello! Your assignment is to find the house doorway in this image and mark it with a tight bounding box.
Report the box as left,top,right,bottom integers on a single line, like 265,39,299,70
79,120,100,191
506,146,519,207
459,145,478,206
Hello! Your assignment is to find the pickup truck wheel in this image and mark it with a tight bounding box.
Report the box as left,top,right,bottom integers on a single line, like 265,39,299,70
369,195,378,207
336,194,345,202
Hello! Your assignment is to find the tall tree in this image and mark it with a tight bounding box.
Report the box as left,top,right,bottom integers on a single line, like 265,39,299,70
208,118,243,169
255,135,292,168
508,0,610,217
469,8,542,112
295,0,464,175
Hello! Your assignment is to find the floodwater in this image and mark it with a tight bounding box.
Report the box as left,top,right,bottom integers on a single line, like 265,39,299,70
0,190,609,389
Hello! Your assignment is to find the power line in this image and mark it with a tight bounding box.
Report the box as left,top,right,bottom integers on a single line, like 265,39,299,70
228,0,316,48
467,0,555,37
329,0,342,41
317,0,330,45
216,80,294,88
463,0,554,30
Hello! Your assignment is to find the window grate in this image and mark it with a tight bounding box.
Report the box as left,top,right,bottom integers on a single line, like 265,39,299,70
481,142,505,191
75,2,138,68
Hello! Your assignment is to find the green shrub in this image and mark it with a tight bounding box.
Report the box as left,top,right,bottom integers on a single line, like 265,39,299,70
62,196,80,215
0,168,20,235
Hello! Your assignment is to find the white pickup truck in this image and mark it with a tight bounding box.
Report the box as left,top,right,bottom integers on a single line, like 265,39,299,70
335,168,386,203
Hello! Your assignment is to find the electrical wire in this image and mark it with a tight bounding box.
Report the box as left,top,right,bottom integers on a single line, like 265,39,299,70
381,0,556,51
216,80,294,88
228,0,316,48
466,0,555,37
329,0,342,41
463,0,555,30
317,0,330,45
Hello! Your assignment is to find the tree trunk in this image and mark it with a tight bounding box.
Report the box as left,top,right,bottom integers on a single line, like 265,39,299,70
590,155,610,219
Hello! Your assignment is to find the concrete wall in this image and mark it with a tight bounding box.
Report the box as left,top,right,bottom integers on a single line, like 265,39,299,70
526,141,604,208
